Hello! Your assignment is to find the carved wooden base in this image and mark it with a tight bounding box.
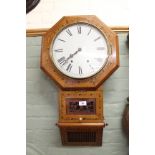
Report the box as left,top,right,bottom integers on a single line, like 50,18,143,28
57,122,105,146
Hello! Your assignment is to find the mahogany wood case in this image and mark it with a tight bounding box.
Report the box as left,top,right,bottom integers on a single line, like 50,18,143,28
40,15,119,90
40,15,119,146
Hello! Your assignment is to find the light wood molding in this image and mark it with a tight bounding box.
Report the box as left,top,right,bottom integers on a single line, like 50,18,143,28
26,26,129,37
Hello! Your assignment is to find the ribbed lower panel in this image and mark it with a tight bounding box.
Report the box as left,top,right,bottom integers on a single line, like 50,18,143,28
57,123,104,146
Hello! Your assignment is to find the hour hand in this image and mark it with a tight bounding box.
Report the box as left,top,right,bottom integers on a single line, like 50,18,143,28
61,48,82,66
61,54,72,66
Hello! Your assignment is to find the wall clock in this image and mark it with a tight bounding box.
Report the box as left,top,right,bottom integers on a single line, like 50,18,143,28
26,0,40,14
41,15,119,146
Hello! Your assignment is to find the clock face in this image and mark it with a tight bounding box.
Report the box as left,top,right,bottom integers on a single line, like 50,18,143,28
50,23,109,79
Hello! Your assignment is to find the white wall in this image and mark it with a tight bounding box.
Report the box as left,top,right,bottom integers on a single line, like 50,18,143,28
26,0,129,29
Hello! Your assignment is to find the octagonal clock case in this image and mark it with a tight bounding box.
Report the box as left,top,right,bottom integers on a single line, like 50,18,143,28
40,15,119,146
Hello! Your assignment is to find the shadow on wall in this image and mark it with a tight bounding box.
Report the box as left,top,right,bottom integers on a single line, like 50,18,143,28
27,143,44,155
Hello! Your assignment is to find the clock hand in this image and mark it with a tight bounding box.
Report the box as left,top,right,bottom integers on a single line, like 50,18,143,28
61,54,73,66
72,48,82,57
68,48,82,60
61,48,82,66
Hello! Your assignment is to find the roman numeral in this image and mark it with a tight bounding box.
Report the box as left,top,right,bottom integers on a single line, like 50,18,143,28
58,39,66,42
66,29,72,36
97,47,105,50
58,57,65,64
87,28,92,35
94,58,103,62
66,64,72,72
79,66,83,75
77,25,81,34
94,36,101,41
54,49,63,52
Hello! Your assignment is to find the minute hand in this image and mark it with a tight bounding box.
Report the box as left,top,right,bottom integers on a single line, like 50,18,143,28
62,48,82,66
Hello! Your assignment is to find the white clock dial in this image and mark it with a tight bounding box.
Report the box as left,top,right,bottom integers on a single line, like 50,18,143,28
50,23,109,79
